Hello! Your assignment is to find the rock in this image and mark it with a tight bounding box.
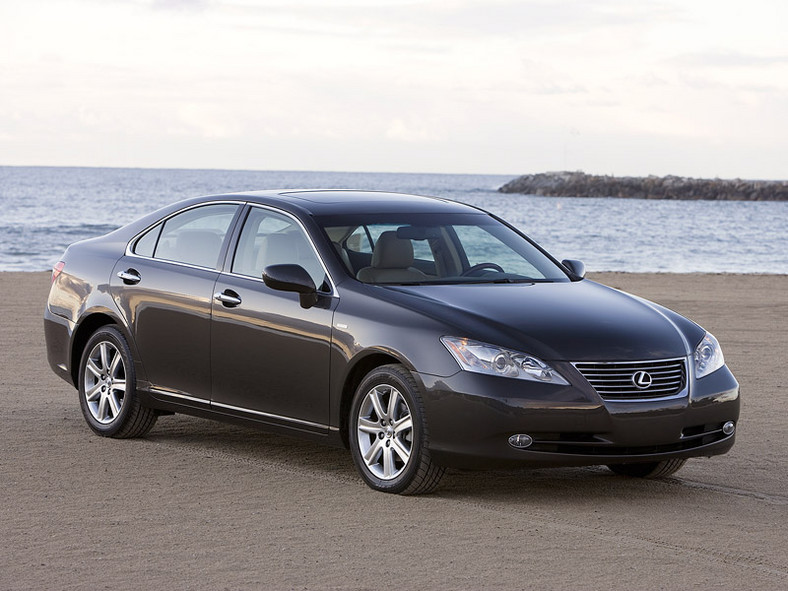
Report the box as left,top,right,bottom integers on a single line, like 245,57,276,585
498,172,788,201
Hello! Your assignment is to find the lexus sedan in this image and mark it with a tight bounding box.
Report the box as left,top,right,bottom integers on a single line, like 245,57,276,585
44,190,740,494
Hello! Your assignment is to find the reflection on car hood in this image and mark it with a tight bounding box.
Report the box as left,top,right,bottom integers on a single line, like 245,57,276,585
385,280,695,362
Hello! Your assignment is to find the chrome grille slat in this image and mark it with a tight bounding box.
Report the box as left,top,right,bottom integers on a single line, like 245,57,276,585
573,358,687,400
583,379,683,387
586,385,682,390
580,369,682,378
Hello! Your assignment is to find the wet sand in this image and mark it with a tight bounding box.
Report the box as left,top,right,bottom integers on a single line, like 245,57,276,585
1,271,786,589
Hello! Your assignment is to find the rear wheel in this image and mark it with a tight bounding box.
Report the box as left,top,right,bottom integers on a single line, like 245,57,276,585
78,326,157,438
607,458,687,478
349,364,444,494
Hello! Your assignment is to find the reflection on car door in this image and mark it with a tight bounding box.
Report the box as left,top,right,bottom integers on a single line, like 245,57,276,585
210,206,336,432
111,203,240,402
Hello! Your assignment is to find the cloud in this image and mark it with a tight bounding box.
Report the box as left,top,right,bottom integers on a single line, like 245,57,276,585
668,51,788,68
2,0,786,179
171,103,243,138
149,0,210,9
385,118,440,142
211,0,680,40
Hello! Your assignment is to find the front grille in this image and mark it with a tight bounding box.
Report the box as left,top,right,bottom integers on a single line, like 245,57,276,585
573,358,687,400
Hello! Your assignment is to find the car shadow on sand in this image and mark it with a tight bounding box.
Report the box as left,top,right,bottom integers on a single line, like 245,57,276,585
143,413,694,503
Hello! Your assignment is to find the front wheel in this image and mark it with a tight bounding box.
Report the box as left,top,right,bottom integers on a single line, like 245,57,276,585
607,458,687,478
78,326,157,438
349,364,444,494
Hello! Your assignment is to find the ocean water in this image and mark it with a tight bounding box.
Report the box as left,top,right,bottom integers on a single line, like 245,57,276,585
1,166,786,274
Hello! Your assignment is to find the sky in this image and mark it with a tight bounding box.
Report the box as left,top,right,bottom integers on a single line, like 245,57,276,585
1,0,786,179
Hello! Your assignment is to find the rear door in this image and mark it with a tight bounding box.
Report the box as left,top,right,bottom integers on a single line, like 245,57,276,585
111,203,241,401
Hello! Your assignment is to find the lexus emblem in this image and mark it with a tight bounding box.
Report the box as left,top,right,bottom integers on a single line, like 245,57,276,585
632,371,653,389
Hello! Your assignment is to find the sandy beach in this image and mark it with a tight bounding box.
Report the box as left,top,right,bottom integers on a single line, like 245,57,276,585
1,270,786,590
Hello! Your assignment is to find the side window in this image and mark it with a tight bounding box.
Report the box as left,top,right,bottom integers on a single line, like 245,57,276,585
133,223,162,257
232,207,329,291
152,204,238,268
411,239,435,264
345,226,373,254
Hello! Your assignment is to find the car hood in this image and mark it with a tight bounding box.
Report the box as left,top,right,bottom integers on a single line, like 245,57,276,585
383,280,698,362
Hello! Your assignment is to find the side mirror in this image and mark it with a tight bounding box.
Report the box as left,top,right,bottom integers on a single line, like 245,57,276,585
263,264,319,308
561,259,586,281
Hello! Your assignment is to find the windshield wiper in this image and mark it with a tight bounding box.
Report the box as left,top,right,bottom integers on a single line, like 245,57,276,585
493,277,535,284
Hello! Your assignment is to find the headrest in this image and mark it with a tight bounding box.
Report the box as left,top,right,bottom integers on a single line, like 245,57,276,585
259,233,298,268
372,231,414,269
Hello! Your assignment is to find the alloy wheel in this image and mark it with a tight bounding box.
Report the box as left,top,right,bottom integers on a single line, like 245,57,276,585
83,340,127,424
355,384,414,480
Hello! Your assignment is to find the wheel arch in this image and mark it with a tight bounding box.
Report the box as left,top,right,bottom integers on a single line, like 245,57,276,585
70,311,136,385
338,350,413,448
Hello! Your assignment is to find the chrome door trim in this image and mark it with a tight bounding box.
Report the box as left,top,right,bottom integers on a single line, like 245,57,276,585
211,401,330,431
150,387,333,431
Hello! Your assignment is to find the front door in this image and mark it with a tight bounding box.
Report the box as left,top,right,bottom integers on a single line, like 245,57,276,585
210,206,336,432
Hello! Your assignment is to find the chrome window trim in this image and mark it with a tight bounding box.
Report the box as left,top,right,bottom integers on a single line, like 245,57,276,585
123,200,246,269
123,200,337,297
572,357,689,403
123,252,227,274
222,202,337,298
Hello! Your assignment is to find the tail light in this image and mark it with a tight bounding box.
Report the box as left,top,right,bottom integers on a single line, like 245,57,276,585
51,261,65,283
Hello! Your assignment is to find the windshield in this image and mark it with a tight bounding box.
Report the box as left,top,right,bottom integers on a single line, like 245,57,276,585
318,213,569,284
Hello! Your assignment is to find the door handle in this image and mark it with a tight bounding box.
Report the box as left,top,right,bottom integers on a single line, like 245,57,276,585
214,290,242,307
117,269,141,285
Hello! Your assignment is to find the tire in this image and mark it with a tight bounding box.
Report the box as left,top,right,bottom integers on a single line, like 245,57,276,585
349,364,445,494
607,458,687,478
77,326,157,438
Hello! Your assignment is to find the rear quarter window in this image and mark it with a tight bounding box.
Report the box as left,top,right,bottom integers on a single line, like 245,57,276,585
133,223,162,258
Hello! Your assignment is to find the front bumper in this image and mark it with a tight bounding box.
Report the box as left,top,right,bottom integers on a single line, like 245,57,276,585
417,360,740,470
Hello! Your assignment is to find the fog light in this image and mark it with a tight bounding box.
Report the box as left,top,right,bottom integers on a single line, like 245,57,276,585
722,421,735,436
508,434,533,449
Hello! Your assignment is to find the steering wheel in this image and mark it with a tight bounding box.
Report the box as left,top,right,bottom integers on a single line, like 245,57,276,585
461,262,505,277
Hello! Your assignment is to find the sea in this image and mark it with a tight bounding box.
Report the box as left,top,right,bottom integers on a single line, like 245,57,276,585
1,165,786,274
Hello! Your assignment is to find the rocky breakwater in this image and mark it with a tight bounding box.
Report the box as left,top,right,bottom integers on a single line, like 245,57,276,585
498,171,788,201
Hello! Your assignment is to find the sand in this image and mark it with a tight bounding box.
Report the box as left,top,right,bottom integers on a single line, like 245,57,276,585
1,271,786,590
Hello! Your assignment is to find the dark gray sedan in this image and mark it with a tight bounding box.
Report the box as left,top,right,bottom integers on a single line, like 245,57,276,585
44,190,740,494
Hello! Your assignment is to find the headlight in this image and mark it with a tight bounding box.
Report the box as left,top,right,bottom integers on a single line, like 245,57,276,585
441,337,569,385
694,332,725,378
